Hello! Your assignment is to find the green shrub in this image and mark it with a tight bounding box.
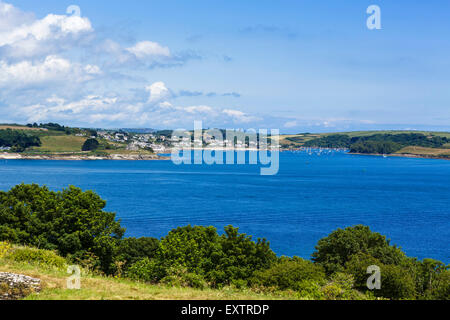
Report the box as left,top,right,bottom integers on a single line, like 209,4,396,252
82,138,99,151
320,273,368,300
156,225,277,287
296,280,325,300
127,257,165,283
0,184,125,274
160,267,208,290
344,253,416,300
6,247,67,270
414,259,450,300
312,225,407,275
378,264,416,300
251,257,326,291
116,237,159,272
0,241,11,258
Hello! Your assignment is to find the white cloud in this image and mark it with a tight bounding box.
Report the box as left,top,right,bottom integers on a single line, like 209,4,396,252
21,94,119,123
126,41,171,59
222,109,259,123
13,81,262,128
146,81,173,104
0,3,93,59
0,1,34,32
184,105,214,114
0,55,101,87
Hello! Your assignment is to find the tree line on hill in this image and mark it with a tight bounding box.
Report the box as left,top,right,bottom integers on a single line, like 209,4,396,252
0,129,41,152
302,133,449,154
0,184,448,300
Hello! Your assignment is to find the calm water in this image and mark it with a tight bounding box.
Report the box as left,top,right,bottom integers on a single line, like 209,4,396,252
0,151,449,262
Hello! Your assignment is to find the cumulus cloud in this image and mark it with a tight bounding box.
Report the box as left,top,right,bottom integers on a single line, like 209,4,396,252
0,55,101,88
222,109,260,123
146,81,173,104
126,41,171,59
184,105,214,114
95,38,197,69
0,2,249,128
13,81,260,128
0,3,93,59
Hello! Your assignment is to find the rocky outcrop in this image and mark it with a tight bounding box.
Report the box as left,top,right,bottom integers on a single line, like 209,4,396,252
0,272,41,300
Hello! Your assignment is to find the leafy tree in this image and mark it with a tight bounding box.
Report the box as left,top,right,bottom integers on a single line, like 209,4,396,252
129,225,277,286
0,129,41,151
211,225,277,285
349,141,402,154
414,259,450,300
82,138,100,151
157,225,221,278
115,237,159,271
312,225,406,275
304,135,351,148
0,184,125,273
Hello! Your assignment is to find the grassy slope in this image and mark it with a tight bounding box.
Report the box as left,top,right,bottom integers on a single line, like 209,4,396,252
0,259,293,300
29,135,88,153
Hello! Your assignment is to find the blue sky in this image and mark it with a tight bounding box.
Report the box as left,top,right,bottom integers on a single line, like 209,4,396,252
1,1,450,132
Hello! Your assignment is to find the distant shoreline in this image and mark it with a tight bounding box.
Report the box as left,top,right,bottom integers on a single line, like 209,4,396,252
0,152,170,161
349,152,450,161
1,149,449,161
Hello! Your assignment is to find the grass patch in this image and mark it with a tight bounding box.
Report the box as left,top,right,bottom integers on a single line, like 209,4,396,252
396,146,450,157
0,259,293,300
30,135,87,153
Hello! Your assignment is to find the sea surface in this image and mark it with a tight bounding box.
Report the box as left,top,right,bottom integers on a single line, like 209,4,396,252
0,151,449,262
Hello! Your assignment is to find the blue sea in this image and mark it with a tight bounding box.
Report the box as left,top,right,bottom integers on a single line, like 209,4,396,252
0,151,449,263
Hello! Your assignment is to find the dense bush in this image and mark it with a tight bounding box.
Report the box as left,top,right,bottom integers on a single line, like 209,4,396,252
320,272,369,300
127,257,164,282
0,241,11,258
251,257,325,291
82,138,100,151
6,247,67,270
211,226,277,286
160,267,208,289
115,237,159,271
0,184,125,274
344,253,416,300
133,225,277,287
312,225,407,275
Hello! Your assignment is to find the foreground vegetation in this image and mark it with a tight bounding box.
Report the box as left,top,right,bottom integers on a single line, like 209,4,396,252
0,184,448,300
